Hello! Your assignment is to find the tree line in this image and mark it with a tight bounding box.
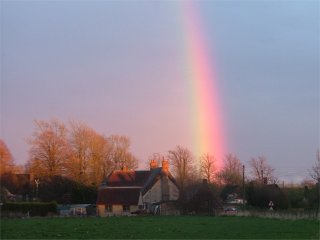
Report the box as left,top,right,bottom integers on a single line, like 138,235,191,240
1,118,319,190
1,119,319,210
1,119,138,187
162,146,277,200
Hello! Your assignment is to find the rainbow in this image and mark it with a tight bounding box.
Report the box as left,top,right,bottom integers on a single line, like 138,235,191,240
179,1,225,170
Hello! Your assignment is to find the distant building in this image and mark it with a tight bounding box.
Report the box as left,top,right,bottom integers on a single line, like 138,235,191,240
96,160,179,216
58,204,96,216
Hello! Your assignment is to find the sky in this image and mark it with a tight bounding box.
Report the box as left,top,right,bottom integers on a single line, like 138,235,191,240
1,0,319,183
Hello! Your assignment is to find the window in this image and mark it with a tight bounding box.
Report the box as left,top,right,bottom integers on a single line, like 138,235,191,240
106,204,112,212
123,205,130,212
138,204,147,210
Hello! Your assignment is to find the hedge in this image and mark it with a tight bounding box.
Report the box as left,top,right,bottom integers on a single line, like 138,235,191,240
1,202,57,216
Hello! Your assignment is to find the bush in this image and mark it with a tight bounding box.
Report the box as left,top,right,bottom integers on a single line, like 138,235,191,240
1,202,57,216
303,184,319,210
246,183,289,210
36,175,97,204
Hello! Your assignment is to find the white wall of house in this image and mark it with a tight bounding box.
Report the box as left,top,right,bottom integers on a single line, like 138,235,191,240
143,179,162,204
143,178,179,204
168,180,179,200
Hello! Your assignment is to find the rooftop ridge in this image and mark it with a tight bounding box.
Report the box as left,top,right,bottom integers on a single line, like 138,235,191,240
113,168,162,173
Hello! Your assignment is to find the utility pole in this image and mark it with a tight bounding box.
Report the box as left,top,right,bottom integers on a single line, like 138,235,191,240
242,165,245,210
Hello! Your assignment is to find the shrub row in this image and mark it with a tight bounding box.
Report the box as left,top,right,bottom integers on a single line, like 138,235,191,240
1,202,57,216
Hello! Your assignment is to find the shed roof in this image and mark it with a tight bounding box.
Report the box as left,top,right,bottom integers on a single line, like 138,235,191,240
97,188,141,205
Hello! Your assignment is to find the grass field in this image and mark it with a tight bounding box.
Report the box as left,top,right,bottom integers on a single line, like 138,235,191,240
1,216,319,239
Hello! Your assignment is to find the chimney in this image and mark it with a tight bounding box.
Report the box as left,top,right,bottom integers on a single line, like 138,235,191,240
121,166,129,172
149,159,159,170
161,159,169,172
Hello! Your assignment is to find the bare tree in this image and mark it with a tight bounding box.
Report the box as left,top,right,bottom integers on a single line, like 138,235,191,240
167,146,195,194
64,121,124,185
68,122,104,184
88,133,112,186
26,119,139,185
68,122,113,186
217,154,242,185
249,156,274,184
200,153,215,183
0,139,14,175
27,119,69,177
68,122,95,184
108,135,138,170
309,150,320,181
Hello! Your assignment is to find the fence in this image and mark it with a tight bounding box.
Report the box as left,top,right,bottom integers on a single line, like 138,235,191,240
235,209,319,220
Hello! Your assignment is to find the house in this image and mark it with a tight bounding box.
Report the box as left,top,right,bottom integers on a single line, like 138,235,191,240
97,159,179,216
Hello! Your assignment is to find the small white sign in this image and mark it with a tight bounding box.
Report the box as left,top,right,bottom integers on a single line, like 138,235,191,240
268,201,274,210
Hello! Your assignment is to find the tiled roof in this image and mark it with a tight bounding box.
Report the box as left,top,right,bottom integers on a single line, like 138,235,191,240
104,170,152,187
97,188,141,205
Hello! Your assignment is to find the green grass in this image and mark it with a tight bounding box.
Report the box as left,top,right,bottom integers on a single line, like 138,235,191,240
1,216,319,239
